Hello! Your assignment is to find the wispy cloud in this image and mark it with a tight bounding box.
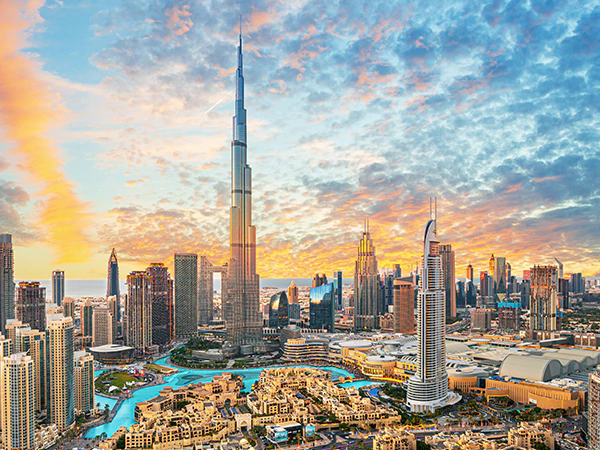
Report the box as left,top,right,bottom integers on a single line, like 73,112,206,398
0,0,92,262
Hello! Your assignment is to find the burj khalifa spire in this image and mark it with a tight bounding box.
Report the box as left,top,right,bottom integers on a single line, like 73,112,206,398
224,20,262,349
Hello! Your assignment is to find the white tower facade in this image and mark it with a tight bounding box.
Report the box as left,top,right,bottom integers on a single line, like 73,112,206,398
0,353,35,450
407,201,459,412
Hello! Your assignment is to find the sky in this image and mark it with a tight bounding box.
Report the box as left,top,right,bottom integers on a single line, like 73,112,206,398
1,0,599,281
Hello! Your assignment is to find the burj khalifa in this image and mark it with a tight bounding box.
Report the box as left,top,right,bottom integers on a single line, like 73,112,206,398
224,26,262,349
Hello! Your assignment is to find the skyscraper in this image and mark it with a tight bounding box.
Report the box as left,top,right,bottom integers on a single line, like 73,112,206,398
174,253,198,338
494,256,507,295
92,306,113,347
146,263,174,347
18,328,46,411
530,265,560,332
224,28,262,349
393,279,414,334
354,220,383,330
488,254,495,279
268,291,289,331
0,353,35,450
52,270,65,306
309,283,335,332
5,319,28,352
81,300,94,344
312,274,328,288
198,255,213,326
439,244,456,317
16,282,46,332
0,233,15,333
333,271,343,310
588,370,600,450
466,263,473,283
124,271,152,355
0,333,11,357
46,314,74,430
74,350,94,415
62,297,75,319
106,248,120,322
407,203,457,413
287,280,298,304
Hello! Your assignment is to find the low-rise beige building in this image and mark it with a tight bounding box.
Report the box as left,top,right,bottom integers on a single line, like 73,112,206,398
507,422,554,450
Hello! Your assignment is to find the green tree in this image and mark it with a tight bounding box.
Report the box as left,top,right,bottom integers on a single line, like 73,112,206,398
534,443,550,450
417,441,431,450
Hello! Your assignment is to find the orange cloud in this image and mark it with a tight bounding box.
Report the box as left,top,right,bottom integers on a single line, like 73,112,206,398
0,0,92,263
165,4,193,37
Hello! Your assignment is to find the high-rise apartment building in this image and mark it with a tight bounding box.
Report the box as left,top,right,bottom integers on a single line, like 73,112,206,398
393,279,414,334
198,255,213,326
52,270,65,306
106,296,118,340
223,30,262,349
439,244,456,317
81,300,94,340
588,370,600,450
18,328,46,411
471,308,492,332
174,253,198,338
0,353,35,450
333,271,343,310
16,282,46,332
46,314,74,430
530,265,560,332
92,306,114,347
268,291,289,331
5,319,28,352
393,264,402,278
523,269,531,281
125,271,152,355
0,333,11,358
74,350,94,414
287,280,298,304
407,205,456,413
106,248,120,322
309,283,335,332
62,297,75,319
354,221,383,330
0,233,15,334
146,263,173,347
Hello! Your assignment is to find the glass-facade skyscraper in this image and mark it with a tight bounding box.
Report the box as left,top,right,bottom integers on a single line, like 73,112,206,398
309,283,335,332
353,220,383,330
146,263,174,347
15,282,46,332
174,253,198,338
106,248,120,322
0,234,15,333
333,271,343,310
224,26,262,349
52,270,65,306
268,291,289,331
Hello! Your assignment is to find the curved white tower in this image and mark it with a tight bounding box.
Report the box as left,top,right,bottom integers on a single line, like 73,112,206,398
224,22,262,348
407,200,459,412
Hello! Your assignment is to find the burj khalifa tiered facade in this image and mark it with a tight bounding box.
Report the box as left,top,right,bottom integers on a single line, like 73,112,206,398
224,28,262,348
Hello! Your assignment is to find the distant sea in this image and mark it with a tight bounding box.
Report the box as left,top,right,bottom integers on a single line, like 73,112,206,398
20,278,355,300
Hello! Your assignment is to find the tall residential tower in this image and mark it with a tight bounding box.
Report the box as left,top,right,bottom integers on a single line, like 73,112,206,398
407,202,459,412
0,234,15,333
224,27,262,348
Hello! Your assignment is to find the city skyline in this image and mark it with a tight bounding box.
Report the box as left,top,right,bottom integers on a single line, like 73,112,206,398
1,1,600,281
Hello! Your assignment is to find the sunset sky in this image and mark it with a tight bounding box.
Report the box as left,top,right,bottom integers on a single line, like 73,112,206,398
1,0,599,280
